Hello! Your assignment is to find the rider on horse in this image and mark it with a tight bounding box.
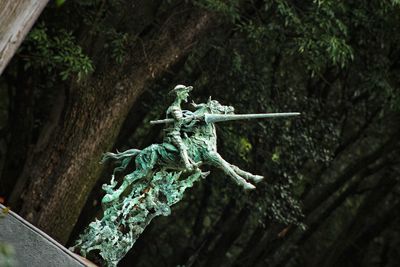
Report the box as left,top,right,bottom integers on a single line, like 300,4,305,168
164,84,197,171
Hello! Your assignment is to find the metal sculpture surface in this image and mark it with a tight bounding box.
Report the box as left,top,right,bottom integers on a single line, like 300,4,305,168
72,85,299,266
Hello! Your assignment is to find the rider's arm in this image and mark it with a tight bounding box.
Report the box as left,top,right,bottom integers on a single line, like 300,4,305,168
170,106,183,121
191,101,206,109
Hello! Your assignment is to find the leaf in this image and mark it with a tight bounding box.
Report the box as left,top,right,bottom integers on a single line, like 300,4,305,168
55,0,66,7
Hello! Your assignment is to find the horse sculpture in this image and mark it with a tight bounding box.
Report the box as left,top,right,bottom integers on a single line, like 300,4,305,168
73,87,299,266
101,98,263,205
72,99,263,266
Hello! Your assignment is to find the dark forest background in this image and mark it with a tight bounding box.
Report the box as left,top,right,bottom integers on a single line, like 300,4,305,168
1,0,400,266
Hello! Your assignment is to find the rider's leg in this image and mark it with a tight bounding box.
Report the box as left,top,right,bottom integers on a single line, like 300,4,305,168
171,133,193,170
207,151,256,190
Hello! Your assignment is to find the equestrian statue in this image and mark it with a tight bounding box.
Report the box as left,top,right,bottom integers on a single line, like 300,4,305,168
72,85,300,266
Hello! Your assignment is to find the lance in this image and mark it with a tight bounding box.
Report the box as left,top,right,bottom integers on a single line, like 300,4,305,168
150,112,301,125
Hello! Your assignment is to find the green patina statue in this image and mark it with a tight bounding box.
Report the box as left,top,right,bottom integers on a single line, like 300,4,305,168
72,85,300,266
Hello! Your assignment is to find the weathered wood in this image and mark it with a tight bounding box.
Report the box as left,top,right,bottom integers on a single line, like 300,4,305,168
0,0,49,75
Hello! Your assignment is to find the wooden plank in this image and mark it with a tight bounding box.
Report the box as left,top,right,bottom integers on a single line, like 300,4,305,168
0,0,49,75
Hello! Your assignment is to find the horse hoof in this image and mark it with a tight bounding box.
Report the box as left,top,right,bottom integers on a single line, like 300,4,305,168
243,183,256,190
201,171,210,178
194,161,203,167
252,175,264,183
184,166,194,172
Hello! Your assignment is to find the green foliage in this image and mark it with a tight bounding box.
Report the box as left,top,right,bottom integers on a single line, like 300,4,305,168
195,0,241,22
220,128,253,163
55,0,66,7
21,23,93,81
63,0,134,65
104,30,130,64
169,0,399,233
97,4,400,264
244,0,354,75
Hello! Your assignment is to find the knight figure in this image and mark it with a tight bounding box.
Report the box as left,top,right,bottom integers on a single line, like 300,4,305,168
164,85,197,171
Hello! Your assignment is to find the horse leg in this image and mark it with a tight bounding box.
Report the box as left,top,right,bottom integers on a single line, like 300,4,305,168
230,165,264,183
207,151,256,190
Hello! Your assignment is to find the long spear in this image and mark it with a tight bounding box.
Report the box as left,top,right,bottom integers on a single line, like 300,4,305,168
150,112,301,125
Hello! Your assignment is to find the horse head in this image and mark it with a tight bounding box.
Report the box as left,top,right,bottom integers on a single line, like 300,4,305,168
206,97,235,115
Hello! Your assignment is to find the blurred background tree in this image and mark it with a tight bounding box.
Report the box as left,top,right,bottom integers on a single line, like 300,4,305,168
0,0,399,266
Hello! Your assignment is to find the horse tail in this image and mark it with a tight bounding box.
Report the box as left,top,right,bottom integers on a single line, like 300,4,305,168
101,148,141,174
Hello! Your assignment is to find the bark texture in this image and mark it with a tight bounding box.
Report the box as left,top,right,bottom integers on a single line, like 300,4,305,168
13,7,216,243
0,65,34,198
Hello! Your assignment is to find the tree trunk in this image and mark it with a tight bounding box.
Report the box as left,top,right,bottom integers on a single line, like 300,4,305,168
203,207,250,267
338,201,400,267
185,200,237,267
0,63,34,199
233,225,266,267
316,174,398,267
0,0,49,74
11,6,216,244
